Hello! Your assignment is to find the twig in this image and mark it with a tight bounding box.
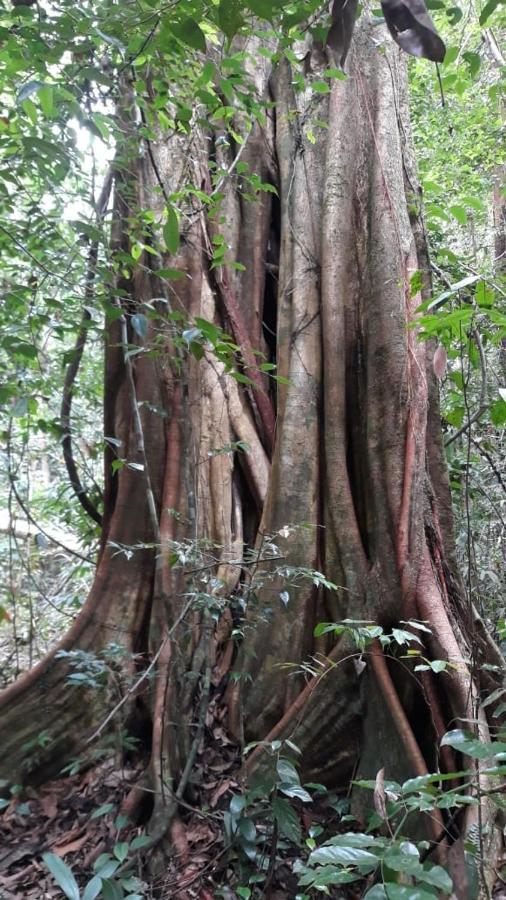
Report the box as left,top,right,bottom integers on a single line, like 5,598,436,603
7,472,94,564
86,598,193,743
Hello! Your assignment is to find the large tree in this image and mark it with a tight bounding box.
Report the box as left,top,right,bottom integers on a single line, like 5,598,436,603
1,10,504,894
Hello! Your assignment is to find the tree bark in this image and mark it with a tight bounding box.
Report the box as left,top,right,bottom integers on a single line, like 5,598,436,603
0,18,503,885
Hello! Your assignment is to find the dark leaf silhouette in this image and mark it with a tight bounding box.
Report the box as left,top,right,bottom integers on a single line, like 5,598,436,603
326,0,359,68
380,0,446,62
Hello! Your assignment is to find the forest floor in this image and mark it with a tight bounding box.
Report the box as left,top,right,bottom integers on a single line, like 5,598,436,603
1,758,505,899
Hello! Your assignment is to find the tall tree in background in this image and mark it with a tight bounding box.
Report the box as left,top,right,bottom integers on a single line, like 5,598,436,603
0,12,503,887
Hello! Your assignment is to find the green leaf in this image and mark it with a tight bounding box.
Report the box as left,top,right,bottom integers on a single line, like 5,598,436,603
429,659,449,673
449,205,467,225
164,206,180,255
230,794,246,817
441,729,506,759
490,399,506,427
462,51,480,76
391,628,421,645
245,0,277,19
385,887,437,900
417,863,453,893
82,876,103,900
325,68,347,79
312,81,330,93
91,802,115,819
218,0,244,39
16,80,45,104
272,796,301,843
172,18,207,52
22,97,38,124
313,622,344,637
95,858,120,878
279,783,312,802
238,817,256,842
443,45,459,65
129,834,152,850
277,757,300,785
158,268,184,280
479,0,498,24
101,880,124,900
38,84,54,116
329,833,381,848
309,844,379,871
131,313,148,339
476,280,494,308
446,6,463,23
113,842,129,862
42,853,80,900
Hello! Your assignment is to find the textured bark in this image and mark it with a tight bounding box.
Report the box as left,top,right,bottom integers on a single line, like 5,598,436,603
0,18,503,886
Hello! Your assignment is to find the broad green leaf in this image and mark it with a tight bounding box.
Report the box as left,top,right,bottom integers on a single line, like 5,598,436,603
385,886,437,900
131,313,148,339
129,834,152,850
479,0,499,24
218,0,244,39
16,80,45,104
22,98,38,124
245,0,278,19
229,794,246,816
82,876,103,900
164,206,180,255
158,268,184,280
441,729,506,759
299,866,361,886
327,833,381,848
276,757,300,785
430,659,449,673
42,853,80,900
38,85,54,116
314,621,344,637
443,45,459,64
113,842,129,862
391,628,421,645
417,863,453,893
490,399,506,427
462,51,480,77
325,68,347,79
309,844,379,870
95,858,120,878
449,205,467,225
272,796,301,844
101,880,124,900
91,802,114,819
279,783,312,802
312,81,330,93
238,817,256,842
172,18,207,52
476,280,494,308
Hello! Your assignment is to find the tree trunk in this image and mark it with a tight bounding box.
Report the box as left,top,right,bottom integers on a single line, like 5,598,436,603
0,17,503,885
